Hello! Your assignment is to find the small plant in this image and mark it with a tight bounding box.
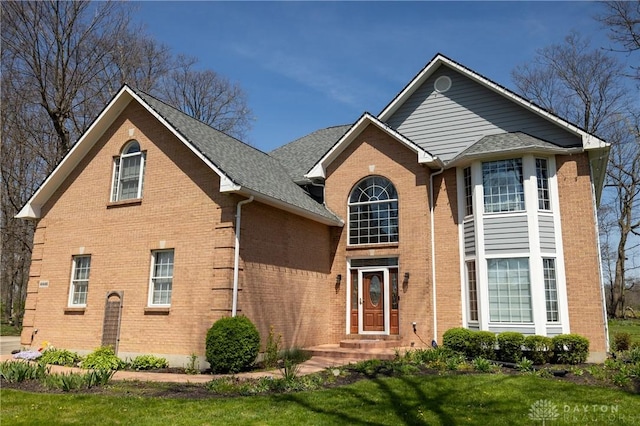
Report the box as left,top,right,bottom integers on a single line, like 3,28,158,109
515,357,534,372
445,354,465,371
206,315,260,374
523,335,553,365
185,353,200,375
44,371,85,391
612,332,631,352
206,376,239,395
281,359,301,381
496,332,525,363
39,347,82,367
130,354,168,370
472,357,492,372
264,325,282,369
552,334,589,364
569,366,585,376
82,346,125,370
84,369,115,387
0,360,49,383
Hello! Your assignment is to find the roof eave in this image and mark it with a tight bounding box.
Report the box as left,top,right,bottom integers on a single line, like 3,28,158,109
224,186,344,227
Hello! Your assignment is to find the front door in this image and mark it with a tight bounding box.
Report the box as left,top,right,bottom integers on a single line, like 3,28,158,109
363,271,385,332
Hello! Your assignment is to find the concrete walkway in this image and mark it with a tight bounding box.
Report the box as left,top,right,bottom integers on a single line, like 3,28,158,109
0,336,21,356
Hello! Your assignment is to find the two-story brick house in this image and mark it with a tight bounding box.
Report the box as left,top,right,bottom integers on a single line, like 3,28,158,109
17,54,610,365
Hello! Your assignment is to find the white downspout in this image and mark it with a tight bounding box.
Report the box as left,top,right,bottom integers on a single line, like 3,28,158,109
232,196,254,317
430,165,444,344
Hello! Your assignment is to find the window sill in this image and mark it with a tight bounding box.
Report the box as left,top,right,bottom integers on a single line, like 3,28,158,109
144,307,170,315
346,242,399,251
107,199,142,209
64,307,86,315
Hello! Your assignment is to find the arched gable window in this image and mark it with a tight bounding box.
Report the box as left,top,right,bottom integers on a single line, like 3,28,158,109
348,176,399,245
111,140,145,202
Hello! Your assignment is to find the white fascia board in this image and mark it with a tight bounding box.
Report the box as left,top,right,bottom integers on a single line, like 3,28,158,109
305,113,435,180
16,86,135,220
379,54,609,149
126,90,240,193
231,187,344,227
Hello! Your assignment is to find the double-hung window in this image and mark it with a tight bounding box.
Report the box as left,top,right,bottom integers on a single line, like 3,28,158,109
482,159,524,213
149,250,174,306
348,176,399,245
69,256,91,306
466,260,478,322
111,140,145,202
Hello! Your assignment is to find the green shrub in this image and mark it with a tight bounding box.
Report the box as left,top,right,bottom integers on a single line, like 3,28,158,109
442,327,473,356
612,332,632,352
82,346,125,370
523,335,553,365
39,348,82,367
552,334,589,365
264,325,282,369
470,331,496,359
130,354,168,370
496,332,525,362
206,315,260,373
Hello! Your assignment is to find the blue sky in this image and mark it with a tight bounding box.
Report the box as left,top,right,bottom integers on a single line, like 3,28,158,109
133,1,613,152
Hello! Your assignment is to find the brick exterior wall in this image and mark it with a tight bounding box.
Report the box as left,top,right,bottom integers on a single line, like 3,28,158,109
21,102,239,363
556,153,607,353
324,124,434,347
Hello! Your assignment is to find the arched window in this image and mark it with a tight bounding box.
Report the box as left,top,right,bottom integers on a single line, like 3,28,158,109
111,140,145,201
348,176,398,245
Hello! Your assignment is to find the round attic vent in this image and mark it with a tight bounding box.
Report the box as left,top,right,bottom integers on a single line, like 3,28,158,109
434,76,452,93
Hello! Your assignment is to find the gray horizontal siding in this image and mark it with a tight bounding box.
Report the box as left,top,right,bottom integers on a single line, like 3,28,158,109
488,325,536,335
539,215,556,253
484,215,529,254
464,220,475,255
386,67,582,162
546,325,564,337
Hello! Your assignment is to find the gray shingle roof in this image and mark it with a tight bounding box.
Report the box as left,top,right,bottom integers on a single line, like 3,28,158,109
450,131,578,164
134,90,341,223
270,125,351,183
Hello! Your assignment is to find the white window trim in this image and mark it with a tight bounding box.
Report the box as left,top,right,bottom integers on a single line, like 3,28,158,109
68,255,91,307
347,176,399,246
111,141,145,202
148,249,174,307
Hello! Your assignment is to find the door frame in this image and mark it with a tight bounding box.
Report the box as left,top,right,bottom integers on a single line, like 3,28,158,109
358,268,390,335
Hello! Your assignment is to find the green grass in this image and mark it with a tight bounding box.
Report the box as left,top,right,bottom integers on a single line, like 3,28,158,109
609,318,640,345
0,323,21,336
2,375,638,425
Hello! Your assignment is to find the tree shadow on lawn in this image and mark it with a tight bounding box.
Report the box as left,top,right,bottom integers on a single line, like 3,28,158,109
277,374,514,425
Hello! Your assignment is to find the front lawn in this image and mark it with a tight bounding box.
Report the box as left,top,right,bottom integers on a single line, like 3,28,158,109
2,374,638,425
609,318,640,346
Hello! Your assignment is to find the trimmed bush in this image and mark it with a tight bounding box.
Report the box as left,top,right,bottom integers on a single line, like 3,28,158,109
206,315,260,373
470,331,497,360
442,328,473,356
552,334,589,365
496,332,525,363
523,335,553,365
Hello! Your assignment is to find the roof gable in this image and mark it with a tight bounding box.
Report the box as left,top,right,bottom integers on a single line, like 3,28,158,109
379,54,609,155
17,86,342,225
306,113,441,180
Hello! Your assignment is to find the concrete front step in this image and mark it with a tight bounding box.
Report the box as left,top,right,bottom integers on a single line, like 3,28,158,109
305,344,400,361
339,339,400,349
